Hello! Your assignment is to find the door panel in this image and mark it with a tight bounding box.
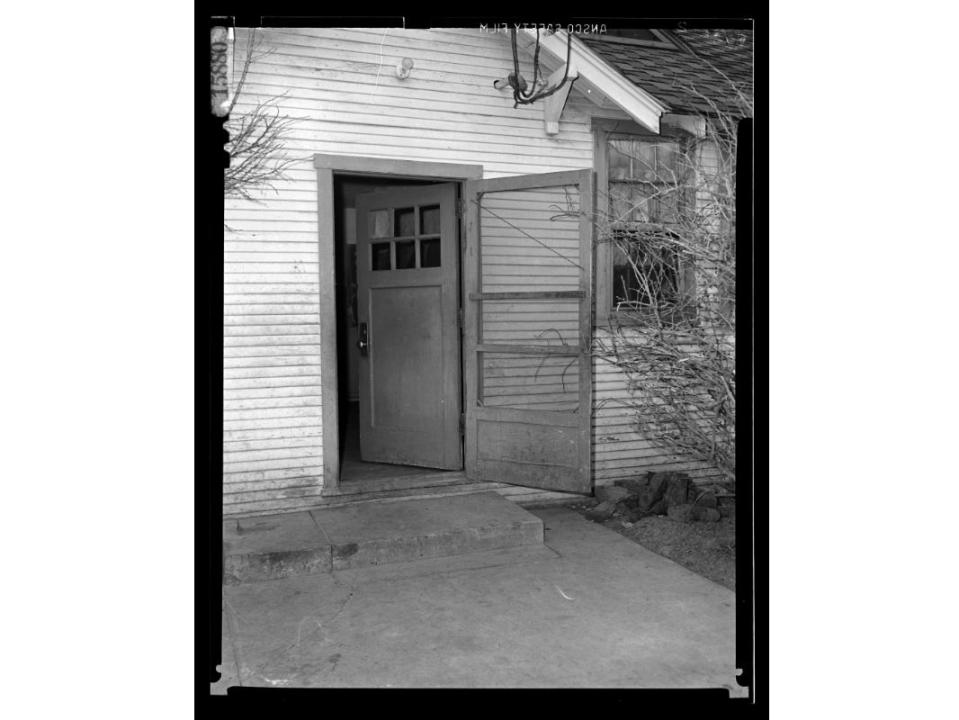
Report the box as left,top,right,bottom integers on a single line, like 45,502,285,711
480,352,581,411
369,285,443,428
356,183,461,470
463,170,593,493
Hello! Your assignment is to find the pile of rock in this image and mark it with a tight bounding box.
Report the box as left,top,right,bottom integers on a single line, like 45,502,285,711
585,472,732,524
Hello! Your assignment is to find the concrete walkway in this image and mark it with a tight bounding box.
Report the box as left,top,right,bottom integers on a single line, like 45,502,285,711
214,506,740,690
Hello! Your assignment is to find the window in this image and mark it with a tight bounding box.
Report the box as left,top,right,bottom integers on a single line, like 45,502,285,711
594,120,694,322
610,226,683,313
608,138,683,222
609,136,685,313
368,203,442,271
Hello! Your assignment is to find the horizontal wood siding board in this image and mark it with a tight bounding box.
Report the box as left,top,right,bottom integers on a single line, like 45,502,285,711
224,310,320,321
224,487,324,507
224,380,323,395
223,477,325,495
223,464,325,482
224,426,322,442
224,282,318,293
223,448,323,467
223,495,326,518
224,367,321,380
224,436,321,452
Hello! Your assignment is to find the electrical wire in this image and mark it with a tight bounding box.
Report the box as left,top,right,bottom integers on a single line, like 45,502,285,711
508,28,573,107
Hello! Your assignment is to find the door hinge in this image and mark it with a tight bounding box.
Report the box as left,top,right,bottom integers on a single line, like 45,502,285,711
457,307,464,330
459,413,465,435
456,198,466,218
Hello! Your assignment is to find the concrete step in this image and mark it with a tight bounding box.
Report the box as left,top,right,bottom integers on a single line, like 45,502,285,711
223,491,544,584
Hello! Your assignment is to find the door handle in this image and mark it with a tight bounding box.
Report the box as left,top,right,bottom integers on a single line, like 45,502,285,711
357,322,368,356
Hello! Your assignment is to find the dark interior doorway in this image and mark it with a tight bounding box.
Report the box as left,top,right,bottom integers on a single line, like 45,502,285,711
333,174,462,485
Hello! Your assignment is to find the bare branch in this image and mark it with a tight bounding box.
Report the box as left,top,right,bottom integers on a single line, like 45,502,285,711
592,76,748,485
224,29,303,204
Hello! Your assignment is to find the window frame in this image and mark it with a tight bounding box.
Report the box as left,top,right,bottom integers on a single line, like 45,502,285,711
592,117,698,325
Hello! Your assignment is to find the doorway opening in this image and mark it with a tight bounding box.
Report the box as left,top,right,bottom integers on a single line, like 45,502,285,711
333,174,465,491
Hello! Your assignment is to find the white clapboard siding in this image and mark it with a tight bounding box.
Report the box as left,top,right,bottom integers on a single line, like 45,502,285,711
223,28,724,516
228,28,597,180
591,337,725,486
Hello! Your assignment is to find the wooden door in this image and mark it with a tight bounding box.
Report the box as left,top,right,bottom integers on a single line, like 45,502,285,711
463,170,593,493
355,183,462,470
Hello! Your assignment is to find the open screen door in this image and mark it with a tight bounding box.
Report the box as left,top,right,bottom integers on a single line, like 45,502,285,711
355,183,462,469
463,170,593,493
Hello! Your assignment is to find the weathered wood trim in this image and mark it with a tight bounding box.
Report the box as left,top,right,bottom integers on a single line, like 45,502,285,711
468,290,585,301
470,169,588,194
315,155,485,496
312,153,483,180
463,169,593,494
577,168,595,485
594,124,613,325
463,178,481,479
475,343,580,356
592,120,691,325
324,470,468,497
472,405,580,427
542,66,578,135
316,167,340,494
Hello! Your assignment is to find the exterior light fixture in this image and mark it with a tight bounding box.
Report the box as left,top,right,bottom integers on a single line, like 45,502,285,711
395,57,414,79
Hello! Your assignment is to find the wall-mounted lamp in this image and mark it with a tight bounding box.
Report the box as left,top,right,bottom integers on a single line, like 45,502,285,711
395,57,414,79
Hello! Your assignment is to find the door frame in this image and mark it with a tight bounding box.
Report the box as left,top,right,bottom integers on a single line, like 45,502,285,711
313,154,483,495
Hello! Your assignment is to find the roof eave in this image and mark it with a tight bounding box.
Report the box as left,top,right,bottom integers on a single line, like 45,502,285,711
520,29,668,134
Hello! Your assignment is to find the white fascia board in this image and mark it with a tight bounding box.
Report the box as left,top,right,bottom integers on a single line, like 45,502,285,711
521,29,666,133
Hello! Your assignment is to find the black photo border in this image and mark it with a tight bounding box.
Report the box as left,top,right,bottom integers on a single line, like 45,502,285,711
196,7,767,715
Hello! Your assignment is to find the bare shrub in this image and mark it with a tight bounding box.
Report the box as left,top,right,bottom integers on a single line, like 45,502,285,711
592,83,751,486
223,29,300,201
